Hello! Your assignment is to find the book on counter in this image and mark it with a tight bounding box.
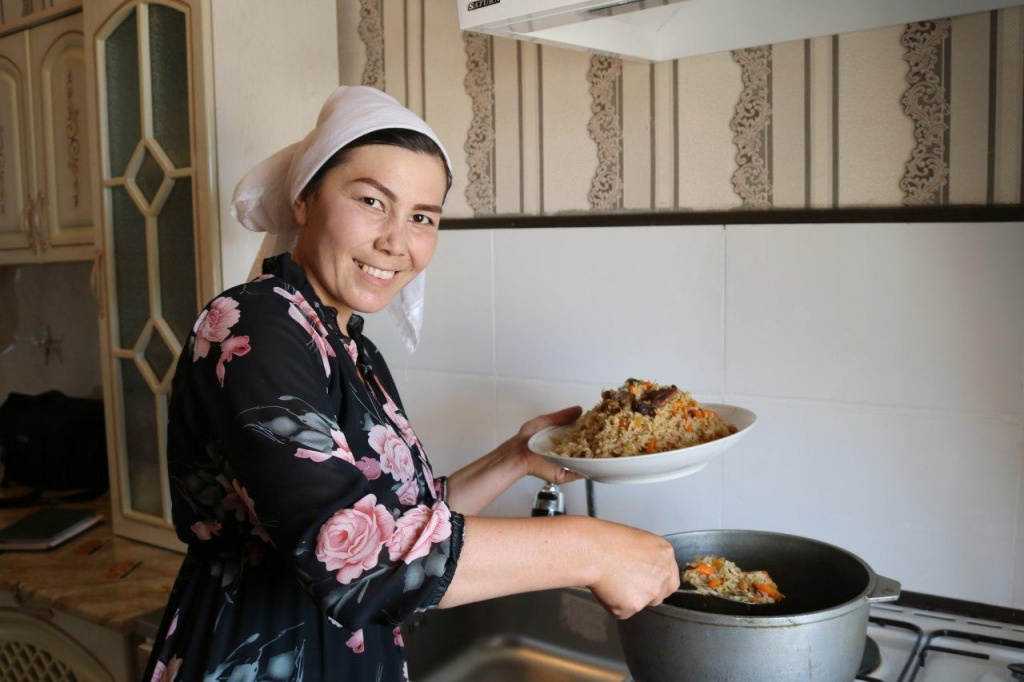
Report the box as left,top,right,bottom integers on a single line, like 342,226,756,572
0,507,102,551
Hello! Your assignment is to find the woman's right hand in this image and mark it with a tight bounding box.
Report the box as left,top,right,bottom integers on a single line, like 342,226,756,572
585,519,680,619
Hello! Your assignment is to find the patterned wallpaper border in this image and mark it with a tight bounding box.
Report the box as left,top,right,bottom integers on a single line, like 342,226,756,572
347,1,1024,220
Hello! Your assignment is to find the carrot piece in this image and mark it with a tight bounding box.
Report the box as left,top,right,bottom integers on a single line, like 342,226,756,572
708,578,723,588
693,564,716,576
755,584,782,601
644,438,658,454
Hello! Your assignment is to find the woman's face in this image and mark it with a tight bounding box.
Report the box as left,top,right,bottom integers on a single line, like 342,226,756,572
292,144,447,326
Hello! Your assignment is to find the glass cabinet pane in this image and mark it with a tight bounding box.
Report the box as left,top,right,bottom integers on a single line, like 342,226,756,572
119,359,162,516
148,4,189,168
104,9,141,178
157,177,196,343
111,185,148,348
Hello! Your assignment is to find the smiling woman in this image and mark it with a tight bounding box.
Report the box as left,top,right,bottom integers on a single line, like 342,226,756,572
141,86,679,682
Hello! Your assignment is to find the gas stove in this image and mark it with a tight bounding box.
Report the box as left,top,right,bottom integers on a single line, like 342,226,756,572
860,596,1024,682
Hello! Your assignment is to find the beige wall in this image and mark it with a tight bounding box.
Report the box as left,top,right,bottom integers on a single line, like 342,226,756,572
339,1,1024,217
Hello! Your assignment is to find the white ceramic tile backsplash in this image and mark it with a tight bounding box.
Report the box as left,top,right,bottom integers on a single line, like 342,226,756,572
399,369,497,488
373,222,1024,608
726,222,1024,414
718,395,1022,605
493,226,725,392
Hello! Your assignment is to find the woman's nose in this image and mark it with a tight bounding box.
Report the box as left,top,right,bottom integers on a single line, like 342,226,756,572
374,217,407,255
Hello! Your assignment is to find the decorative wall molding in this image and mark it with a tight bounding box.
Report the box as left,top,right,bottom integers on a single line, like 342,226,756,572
730,46,773,209
899,19,951,206
586,54,622,211
357,0,384,90
65,70,80,208
463,32,495,215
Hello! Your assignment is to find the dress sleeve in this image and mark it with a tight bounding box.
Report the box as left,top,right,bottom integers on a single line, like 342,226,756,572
173,287,463,629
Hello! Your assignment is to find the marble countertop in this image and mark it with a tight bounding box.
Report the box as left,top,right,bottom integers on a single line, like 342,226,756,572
0,496,183,633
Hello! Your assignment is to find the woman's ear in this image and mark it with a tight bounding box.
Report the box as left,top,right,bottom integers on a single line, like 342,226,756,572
292,195,309,228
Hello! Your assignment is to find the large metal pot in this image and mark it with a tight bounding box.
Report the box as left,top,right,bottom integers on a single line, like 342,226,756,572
618,530,900,682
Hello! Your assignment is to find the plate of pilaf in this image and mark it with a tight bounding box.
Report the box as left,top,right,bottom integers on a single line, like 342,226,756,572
528,379,756,484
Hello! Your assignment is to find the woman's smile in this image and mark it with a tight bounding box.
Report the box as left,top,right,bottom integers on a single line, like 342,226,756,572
354,259,397,282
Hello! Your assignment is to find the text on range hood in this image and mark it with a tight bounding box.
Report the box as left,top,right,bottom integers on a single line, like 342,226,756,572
458,0,1021,63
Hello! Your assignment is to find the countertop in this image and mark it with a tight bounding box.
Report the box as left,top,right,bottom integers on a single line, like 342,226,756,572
0,495,183,633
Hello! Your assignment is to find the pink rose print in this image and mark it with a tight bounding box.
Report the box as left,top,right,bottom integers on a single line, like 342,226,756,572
354,457,381,480
345,340,359,365
285,303,336,377
150,655,182,682
232,480,271,543
190,520,223,540
251,273,275,282
215,335,250,387
387,502,453,564
167,610,179,637
217,475,246,522
316,494,395,584
274,287,329,336
346,629,365,654
192,296,240,361
368,424,416,483
374,377,419,450
295,429,355,465
397,479,419,506
393,626,404,647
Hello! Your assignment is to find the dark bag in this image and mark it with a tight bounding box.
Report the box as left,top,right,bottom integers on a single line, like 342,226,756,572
0,391,108,507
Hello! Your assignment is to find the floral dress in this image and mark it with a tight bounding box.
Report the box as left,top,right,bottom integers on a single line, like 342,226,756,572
143,253,464,682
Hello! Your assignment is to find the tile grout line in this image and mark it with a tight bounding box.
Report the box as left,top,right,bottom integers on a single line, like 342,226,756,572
1012,431,1024,606
720,223,728,530
490,231,499,448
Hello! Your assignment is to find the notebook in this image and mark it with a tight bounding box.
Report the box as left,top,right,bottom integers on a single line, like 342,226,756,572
0,507,102,551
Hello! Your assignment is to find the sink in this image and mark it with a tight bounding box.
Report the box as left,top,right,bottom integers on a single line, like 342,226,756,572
403,588,629,682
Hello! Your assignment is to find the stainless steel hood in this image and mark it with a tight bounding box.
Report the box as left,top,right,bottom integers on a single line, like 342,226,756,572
458,0,1021,62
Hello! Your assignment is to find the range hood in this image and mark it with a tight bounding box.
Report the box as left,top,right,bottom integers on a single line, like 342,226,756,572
458,0,1020,62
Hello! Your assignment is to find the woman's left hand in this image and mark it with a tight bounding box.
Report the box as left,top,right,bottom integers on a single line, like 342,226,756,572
510,406,585,484
445,406,584,515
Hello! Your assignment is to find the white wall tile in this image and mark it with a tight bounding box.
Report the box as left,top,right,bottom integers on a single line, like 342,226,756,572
719,396,1022,605
726,222,1024,414
494,226,725,392
398,369,497,498
362,231,494,377
408,231,494,375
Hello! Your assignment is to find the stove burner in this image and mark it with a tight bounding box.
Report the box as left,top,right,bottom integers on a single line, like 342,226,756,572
1010,662,1024,679
859,636,881,676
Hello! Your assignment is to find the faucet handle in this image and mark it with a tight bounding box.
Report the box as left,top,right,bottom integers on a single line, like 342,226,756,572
531,482,565,517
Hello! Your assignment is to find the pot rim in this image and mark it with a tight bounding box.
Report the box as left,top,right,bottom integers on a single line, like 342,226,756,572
646,529,882,627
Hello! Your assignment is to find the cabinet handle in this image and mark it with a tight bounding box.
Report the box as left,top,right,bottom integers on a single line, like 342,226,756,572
90,250,106,318
33,191,49,252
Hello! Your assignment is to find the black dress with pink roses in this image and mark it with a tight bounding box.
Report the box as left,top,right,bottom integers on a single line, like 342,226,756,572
143,253,464,682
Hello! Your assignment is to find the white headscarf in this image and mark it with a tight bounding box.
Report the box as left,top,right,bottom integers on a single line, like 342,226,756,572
229,86,452,352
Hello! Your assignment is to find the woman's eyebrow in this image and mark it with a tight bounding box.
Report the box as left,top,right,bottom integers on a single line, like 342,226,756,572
352,177,443,214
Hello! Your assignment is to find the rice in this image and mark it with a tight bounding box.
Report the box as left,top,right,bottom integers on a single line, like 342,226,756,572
682,555,785,605
552,378,737,458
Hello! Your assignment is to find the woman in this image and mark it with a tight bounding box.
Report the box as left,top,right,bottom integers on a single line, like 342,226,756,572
144,86,678,682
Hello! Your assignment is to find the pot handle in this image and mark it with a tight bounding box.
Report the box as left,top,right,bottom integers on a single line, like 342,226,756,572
867,575,901,603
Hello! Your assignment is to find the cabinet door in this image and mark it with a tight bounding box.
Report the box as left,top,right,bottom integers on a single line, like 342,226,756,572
87,0,218,550
0,30,33,252
28,10,94,249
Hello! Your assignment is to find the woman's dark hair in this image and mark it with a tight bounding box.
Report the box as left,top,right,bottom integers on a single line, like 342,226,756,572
301,128,452,202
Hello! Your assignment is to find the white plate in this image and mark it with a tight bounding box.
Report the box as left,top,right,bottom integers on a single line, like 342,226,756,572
527,404,757,485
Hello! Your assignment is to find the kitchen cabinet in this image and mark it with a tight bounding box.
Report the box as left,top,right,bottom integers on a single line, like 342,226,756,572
0,6,96,265
84,0,220,551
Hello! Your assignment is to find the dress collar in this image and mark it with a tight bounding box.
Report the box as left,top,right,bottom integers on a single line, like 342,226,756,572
261,252,364,340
